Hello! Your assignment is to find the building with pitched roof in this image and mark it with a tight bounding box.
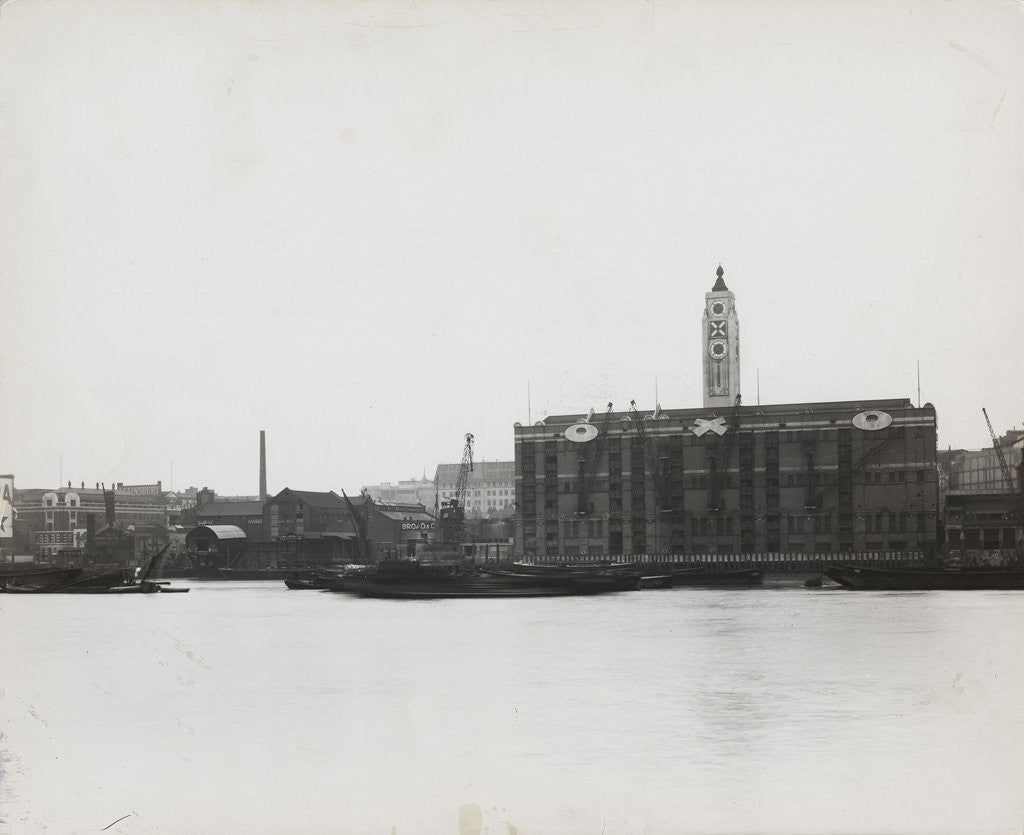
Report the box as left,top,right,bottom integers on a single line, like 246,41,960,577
348,494,439,560
193,491,267,540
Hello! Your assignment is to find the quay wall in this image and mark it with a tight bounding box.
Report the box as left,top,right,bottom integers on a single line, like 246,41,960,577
509,549,1024,571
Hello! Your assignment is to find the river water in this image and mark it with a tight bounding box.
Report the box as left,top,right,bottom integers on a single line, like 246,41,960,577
1,578,1022,835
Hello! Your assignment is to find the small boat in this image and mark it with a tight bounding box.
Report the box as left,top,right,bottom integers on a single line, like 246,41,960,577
0,546,189,594
0,567,84,591
95,581,163,594
284,577,325,590
2,577,163,594
824,564,1024,591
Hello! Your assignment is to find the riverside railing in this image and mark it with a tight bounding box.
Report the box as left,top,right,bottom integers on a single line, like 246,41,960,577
523,551,928,572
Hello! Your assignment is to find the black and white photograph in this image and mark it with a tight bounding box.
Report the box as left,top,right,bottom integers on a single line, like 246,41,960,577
1,1,1022,833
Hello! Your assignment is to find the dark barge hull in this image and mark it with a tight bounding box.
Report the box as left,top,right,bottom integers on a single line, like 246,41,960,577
0,567,84,591
2,580,164,594
824,565,1024,590
344,578,636,599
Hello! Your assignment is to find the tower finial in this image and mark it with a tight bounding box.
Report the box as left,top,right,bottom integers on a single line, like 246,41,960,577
712,264,729,291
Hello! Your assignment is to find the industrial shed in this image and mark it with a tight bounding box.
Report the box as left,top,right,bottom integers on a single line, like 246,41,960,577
185,524,247,568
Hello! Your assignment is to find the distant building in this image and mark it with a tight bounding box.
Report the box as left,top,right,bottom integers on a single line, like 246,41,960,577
937,431,1022,497
193,488,266,540
263,488,351,539
434,460,515,518
937,431,1023,560
13,482,169,560
347,494,439,560
163,487,198,525
182,488,440,567
362,476,436,509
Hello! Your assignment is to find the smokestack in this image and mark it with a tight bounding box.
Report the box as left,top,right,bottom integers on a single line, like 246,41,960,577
259,430,267,502
102,485,115,527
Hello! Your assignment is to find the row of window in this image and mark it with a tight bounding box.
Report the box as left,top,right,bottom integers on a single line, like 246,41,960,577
520,425,934,460
863,513,932,534
519,539,937,556
44,496,80,507
438,483,515,491
36,531,75,543
523,470,928,491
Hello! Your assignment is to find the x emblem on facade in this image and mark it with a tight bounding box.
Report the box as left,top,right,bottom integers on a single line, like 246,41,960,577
710,321,726,338
690,417,728,437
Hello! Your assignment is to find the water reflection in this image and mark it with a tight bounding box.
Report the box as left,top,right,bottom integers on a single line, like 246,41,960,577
1,582,1021,834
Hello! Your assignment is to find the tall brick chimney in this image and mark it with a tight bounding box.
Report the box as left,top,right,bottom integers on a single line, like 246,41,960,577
259,430,267,502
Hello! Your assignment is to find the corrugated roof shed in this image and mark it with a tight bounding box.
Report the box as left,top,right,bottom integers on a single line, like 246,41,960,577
190,525,247,540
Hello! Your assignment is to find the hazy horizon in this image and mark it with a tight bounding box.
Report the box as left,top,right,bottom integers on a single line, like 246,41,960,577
2,0,1022,496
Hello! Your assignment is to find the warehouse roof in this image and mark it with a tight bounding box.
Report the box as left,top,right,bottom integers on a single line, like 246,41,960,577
187,524,247,540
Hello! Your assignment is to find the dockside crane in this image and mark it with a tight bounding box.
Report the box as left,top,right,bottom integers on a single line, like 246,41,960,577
629,400,662,508
439,433,474,548
983,408,1015,491
577,404,613,515
341,489,371,563
709,394,742,512
630,400,669,552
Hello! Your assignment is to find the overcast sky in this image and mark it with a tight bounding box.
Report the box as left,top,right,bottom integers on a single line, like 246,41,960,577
1,0,1022,497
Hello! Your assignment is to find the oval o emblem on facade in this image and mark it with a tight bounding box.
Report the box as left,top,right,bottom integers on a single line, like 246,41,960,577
852,410,893,431
564,423,599,443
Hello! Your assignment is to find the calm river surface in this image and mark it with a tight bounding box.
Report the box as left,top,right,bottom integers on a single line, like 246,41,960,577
1,578,1022,835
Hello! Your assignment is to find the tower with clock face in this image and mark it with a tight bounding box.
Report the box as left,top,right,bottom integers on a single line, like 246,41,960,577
702,264,741,408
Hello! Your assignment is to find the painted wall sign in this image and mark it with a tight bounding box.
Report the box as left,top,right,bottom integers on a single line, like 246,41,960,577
0,475,14,538
116,484,162,496
401,521,437,531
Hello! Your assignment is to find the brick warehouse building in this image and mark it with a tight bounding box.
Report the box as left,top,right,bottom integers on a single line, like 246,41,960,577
512,267,940,560
513,398,939,559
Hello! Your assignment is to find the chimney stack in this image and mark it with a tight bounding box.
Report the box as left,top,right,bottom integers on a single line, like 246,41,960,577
259,430,267,502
